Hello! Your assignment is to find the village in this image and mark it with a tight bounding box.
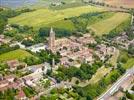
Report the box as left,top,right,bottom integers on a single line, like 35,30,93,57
0,1,134,99
0,26,134,99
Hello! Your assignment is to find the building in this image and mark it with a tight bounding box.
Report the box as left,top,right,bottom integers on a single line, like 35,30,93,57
22,73,43,87
10,42,25,49
49,27,55,53
27,63,51,74
26,43,46,53
15,90,27,100
0,75,24,92
0,35,11,45
95,44,116,61
7,60,27,71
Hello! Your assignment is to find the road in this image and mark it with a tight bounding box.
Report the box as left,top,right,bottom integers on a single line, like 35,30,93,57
98,66,134,100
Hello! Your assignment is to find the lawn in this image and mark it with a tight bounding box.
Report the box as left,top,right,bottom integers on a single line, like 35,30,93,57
9,5,105,29
89,12,130,36
0,49,34,62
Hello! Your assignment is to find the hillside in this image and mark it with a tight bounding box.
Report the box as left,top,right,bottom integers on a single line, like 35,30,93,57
8,5,105,29
89,12,130,35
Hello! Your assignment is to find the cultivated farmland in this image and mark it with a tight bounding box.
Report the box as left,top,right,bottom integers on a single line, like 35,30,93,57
8,5,105,29
89,12,130,35
105,0,134,8
95,0,134,8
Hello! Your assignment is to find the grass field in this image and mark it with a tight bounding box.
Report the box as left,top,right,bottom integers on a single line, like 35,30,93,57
89,12,130,35
89,66,111,84
119,51,134,69
9,5,105,29
123,58,134,69
108,49,119,66
0,49,34,62
46,12,115,31
46,19,75,31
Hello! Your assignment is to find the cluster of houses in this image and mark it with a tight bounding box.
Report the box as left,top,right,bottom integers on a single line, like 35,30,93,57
95,44,116,61
0,59,56,99
0,28,124,99
0,75,23,92
112,32,134,49
6,60,27,71
54,35,96,67
54,34,117,67
0,74,27,99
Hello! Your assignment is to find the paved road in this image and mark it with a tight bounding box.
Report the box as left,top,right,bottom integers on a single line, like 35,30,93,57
98,67,134,100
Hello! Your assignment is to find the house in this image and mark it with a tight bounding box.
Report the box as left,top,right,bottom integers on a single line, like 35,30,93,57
76,34,96,45
27,64,43,73
27,63,51,74
5,24,13,31
8,80,23,90
15,89,27,100
22,76,35,87
10,42,25,49
26,43,46,53
7,60,27,71
60,57,70,66
0,80,9,88
0,76,24,92
5,75,15,82
22,73,43,87
95,44,116,61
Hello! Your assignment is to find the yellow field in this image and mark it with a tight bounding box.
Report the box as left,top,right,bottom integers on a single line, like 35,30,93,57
9,5,105,28
89,12,130,35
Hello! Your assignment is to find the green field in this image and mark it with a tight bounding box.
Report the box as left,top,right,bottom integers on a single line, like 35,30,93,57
9,5,105,29
46,19,75,30
46,11,115,31
89,12,130,35
108,49,120,66
89,66,111,84
0,49,34,62
119,51,134,69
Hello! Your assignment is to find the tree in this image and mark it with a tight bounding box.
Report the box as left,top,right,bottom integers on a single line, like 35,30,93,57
128,43,134,55
23,56,41,66
0,15,7,33
86,96,92,100
71,17,88,33
117,63,126,74
126,91,134,100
